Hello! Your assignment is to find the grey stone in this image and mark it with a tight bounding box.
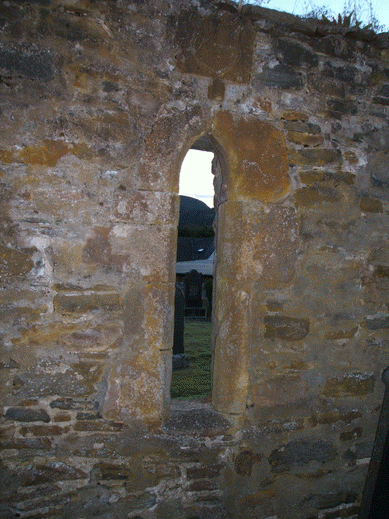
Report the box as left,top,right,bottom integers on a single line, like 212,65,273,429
0,44,54,81
4,408,50,423
255,63,302,89
264,315,310,341
275,38,319,68
269,439,337,472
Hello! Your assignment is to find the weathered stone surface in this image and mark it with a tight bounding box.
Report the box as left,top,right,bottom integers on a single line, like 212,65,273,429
366,150,389,187
234,449,262,476
373,83,389,105
1,2,388,517
213,111,290,203
255,63,302,89
54,291,123,314
4,407,50,423
275,38,319,68
175,11,254,83
360,196,383,213
264,315,310,340
327,97,359,117
251,374,309,408
0,44,54,81
322,373,375,397
288,148,342,166
309,410,362,427
0,244,34,280
269,439,337,473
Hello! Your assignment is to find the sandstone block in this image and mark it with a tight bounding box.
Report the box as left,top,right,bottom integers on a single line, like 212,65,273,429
54,292,123,314
294,186,341,206
322,372,375,397
288,148,342,166
360,196,383,213
264,315,310,340
287,131,324,147
175,11,254,83
0,244,34,280
251,374,309,408
213,112,290,203
114,191,179,225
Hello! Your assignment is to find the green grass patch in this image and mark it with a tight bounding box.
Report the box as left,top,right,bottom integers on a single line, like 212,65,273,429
170,320,212,400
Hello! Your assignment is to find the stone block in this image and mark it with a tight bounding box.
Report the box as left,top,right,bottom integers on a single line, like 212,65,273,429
294,186,341,207
251,373,309,408
175,11,254,83
4,407,50,423
103,347,170,422
373,83,389,105
108,224,176,282
322,372,375,397
54,292,123,314
288,148,342,166
139,103,211,192
264,315,310,340
208,78,226,101
217,203,299,286
339,427,363,441
114,191,179,225
14,362,104,398
213,111,290,203
0,244,34,280
326,98,359,117
255,63,302,89
309,410,362,427
287,132,324,147
61,321,122,353
275,38,319,68
234,449,262,476
187,464,223,480
19,425,69,437
366,150,389,187
360,196,383,213
268,439,337,473
0,44,54,81
91,462,132,481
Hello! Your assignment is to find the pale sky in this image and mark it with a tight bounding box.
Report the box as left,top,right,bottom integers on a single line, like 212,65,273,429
251,0,388,30
179,150,215,208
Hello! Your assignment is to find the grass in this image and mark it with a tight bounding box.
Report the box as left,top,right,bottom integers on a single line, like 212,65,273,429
170,320,212,400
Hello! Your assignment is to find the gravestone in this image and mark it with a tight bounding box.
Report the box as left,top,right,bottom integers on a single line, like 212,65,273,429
184,269,205,318
173,284,185,355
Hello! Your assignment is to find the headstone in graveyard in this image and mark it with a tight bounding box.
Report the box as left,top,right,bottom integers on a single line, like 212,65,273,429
184,269,203,310
173,284,185,356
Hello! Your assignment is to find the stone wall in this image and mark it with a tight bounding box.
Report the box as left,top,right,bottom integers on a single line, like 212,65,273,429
1,1,389,517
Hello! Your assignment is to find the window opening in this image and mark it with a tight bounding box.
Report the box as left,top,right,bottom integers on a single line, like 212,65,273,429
171,149,215,401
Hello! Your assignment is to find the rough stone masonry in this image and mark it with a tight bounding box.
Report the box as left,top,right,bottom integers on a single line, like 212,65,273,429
1,0,389,517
